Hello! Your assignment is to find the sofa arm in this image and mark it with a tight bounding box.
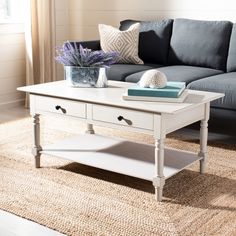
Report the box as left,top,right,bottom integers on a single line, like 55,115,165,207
67,40,101,51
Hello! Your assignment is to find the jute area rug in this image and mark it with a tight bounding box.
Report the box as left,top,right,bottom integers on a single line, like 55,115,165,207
0,116,235,236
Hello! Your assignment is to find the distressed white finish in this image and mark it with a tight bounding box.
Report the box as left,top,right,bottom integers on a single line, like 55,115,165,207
92,105,154,130
18,81,223,115
152,113,166,201
32,95,87,119
164,104,205,133
199,103,210,174
18,80,224,201
41,134,201,181
32,114,41,168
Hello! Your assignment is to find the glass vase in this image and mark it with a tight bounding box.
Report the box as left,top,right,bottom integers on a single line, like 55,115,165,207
64,66,108,88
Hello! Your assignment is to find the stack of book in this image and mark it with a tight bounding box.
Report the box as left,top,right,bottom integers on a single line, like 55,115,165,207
122,81,188,103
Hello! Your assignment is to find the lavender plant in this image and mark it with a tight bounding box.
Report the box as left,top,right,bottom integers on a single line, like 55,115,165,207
55,41,119,67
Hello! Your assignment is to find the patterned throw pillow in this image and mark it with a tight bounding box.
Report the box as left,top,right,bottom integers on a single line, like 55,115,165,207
99,23,143,64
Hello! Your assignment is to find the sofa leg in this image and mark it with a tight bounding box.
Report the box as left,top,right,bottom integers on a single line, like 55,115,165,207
86,123,95,134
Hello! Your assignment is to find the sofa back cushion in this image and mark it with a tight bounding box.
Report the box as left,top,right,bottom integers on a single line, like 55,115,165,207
120,19,173,65
227,24,236,72
168,18,232,71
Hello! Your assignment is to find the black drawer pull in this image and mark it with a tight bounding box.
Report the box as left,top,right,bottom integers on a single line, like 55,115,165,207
117,115,132,125
117,116,124,121
55,105,66,114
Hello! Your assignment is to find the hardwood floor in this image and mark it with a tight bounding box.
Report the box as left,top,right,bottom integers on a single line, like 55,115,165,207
0,210,65,236
0,106,66,236
0,106,30,123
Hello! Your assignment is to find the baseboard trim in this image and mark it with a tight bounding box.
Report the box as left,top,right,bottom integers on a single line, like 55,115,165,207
0,99,25,110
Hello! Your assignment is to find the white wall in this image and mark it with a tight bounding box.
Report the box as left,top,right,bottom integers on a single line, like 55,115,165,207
68,0,236,40
0,0,70,108
55,0,69,80
0,23,25,109
54,0,236,79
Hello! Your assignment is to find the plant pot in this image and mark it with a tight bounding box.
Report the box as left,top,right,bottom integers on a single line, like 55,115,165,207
64,66,108,88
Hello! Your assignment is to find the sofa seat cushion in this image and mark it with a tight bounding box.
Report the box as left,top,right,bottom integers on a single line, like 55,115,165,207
120,19,173,65
227,24,236,72
187,73,236,110
106,64,162,81
168,18,232,71
125,66,223,83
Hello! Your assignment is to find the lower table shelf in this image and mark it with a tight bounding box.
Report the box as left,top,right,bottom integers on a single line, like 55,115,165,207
41,134,201,181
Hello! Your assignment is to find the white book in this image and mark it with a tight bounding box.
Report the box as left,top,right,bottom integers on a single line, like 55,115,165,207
122,89,188,103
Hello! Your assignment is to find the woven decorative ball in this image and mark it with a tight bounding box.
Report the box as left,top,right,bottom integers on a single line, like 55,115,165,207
139,69,167,89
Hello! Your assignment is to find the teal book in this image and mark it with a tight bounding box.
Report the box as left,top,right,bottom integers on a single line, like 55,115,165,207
127,81,186,98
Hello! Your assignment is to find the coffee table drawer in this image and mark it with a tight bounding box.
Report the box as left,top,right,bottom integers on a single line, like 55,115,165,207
92,105,153,130
34,95,86,118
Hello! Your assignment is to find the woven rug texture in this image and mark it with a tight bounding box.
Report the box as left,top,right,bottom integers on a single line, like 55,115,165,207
0,117,235,236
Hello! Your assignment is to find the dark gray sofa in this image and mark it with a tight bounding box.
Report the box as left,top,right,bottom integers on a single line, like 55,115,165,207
72,18,236,134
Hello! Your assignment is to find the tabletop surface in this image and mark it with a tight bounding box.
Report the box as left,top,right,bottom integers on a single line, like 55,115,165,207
18,80,224,114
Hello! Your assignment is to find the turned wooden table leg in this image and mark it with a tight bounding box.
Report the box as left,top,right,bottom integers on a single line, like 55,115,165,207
153,138,165,202
32,114,42,168
86,123,95,134
199,103,210,174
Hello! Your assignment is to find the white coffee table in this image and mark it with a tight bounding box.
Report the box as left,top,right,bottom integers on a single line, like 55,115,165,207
18,80,224,201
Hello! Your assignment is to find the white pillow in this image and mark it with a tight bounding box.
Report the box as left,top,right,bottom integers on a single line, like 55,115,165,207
99,23,143,64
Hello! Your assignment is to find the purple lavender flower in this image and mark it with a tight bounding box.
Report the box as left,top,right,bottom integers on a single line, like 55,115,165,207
55,41,119,67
